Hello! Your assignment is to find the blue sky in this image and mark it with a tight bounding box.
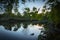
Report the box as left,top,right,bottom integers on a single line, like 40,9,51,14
0,0,46,14
18,0,46,14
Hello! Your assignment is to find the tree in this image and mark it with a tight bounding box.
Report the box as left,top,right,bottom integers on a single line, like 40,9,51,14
41,0,60,40
0,0,18,14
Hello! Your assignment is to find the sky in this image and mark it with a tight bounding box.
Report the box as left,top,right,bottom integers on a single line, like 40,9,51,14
0,0,46,14
18,0,46,15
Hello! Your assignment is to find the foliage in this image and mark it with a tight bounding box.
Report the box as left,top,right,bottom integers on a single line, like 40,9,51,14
38,0,60,40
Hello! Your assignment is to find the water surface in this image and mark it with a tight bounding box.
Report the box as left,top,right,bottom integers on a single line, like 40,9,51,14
0,22,44,40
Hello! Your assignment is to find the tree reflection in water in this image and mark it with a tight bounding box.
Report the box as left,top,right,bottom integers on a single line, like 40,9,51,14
0,22,45,40
1,22,30,31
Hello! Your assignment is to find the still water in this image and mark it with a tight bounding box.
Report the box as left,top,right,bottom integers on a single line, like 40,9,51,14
0,22,44,40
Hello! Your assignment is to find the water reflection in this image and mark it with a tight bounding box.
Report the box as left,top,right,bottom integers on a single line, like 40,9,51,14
0,22,45,40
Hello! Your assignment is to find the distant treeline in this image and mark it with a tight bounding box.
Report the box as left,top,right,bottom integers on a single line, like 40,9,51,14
0,7,48,21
